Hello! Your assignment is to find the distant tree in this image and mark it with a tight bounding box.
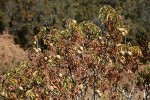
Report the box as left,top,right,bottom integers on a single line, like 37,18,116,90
0,0,9,33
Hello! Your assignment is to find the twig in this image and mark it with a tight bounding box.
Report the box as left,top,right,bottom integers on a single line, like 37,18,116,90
118,86,135,100
67,63,76,85
143,83,150,100
64,48,76,85
92,69,98,100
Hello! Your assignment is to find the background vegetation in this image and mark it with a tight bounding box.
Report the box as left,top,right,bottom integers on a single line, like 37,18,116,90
0,0,149,48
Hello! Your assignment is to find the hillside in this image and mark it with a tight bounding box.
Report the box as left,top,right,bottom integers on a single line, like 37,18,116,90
0,32,28,74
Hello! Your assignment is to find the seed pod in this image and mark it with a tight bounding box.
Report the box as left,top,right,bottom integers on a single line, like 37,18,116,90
124,29,128,35
116,44,122,46
33,48,39,53
33,41,37,45
1,91,8,97
98,36,102,40
121,32,126,36
43,27,46,31
77,50,82,54
79,46,83,51
19,86,24,91
95,90,102,97
120,50,125,56
59,73,63,77
48,59,52,63
45,91,49,95
35,93,39,97
41,26,46,32
56,55,61,59
37,48,41,52
78,84,84,90
127,51,132,56
72,20,77,24
117,27,125,32
49,43,53,47
44,57,48,61
117,27,128,36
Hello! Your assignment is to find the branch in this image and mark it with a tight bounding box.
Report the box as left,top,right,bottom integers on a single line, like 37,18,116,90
118,86,135,100
143,83,150,100
92,68,98,100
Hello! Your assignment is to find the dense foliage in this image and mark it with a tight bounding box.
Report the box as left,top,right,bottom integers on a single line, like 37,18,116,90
0,6,149,100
